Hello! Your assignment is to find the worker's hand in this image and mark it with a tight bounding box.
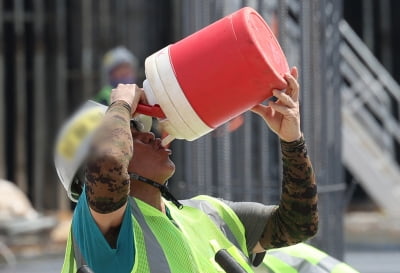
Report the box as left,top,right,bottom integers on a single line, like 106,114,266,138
110,84,148,114
251,67,301,142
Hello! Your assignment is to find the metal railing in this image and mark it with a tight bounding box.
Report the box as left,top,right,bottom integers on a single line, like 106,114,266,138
340,20,400,216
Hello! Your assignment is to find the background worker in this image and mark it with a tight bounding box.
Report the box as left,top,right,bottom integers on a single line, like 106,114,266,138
94,46,139,105
55,67,318,273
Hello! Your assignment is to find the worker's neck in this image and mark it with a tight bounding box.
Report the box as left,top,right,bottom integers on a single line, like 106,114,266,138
131,181,166,214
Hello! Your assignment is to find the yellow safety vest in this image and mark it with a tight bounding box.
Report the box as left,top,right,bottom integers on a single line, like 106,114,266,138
63,195,254,273
62,195,359,273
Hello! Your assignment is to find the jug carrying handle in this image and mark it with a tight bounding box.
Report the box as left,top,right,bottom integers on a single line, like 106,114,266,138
136,104,166,119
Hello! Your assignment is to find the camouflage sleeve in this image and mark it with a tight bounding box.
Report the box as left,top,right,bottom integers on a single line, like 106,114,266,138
259,136,318,249
85,100,133,213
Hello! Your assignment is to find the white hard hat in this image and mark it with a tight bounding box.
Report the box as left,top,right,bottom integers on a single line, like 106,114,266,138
54,100,152,202
102,46,139,74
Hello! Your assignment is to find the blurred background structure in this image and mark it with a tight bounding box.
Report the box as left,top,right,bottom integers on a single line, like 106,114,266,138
0,0,399,272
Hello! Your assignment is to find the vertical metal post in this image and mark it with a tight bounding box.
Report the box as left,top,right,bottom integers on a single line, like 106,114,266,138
0,0,5,178
33,0,46,210
193,139,205,195
324,0,344,259
203,136,213,194
216,125,233,200
98,0,112,53
171,0,182,41
194,0,202,30
183,141,193,195
302,0,321,253
81,0,93,100
300,0,344,259
127,0,145,59
362,0,374,52
14,0,27,192
257,0,263,11
277,0,288,53
223,0,241,15
379,0,392,73
115,0,127,44
300,0,313,143
242,113,253,201
55,0,69,211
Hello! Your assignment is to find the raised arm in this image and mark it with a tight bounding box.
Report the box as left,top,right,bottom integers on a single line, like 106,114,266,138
85,84,144,236
251,67,318,249
261,137,317,248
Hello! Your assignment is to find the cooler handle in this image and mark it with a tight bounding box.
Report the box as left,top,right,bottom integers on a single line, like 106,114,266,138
136,104,166,119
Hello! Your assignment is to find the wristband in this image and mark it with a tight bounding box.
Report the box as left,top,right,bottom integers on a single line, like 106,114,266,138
108,100,132,115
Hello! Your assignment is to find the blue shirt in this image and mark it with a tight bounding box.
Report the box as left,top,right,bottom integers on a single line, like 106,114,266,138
72,190,134,273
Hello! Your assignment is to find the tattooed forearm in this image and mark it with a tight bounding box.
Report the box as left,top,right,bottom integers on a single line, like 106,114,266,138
85,101,133,213
260,136,318,249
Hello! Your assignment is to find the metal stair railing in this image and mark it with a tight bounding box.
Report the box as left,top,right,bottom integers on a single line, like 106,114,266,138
339,20,400,216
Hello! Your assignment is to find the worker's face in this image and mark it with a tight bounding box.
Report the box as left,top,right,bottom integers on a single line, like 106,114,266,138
128,128,175,184
109,63,136,88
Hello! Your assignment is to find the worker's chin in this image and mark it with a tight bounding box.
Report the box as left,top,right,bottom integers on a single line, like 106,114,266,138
163,162,176,181
150,161,175,184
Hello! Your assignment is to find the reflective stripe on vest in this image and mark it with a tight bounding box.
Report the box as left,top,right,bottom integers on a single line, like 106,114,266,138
129,197,171,273
267,251,327,273
72,231,87,270
180,199,242,252
181,198,255,269
165,198,254,272
192,195,248,255
266,247,360,273
130,198,202,272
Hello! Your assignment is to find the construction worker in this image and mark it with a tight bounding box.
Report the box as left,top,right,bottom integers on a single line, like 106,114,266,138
54,67,319,272
94,46,139,105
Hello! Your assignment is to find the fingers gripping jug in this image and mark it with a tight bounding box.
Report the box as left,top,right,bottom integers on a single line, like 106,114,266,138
138,7,289,145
